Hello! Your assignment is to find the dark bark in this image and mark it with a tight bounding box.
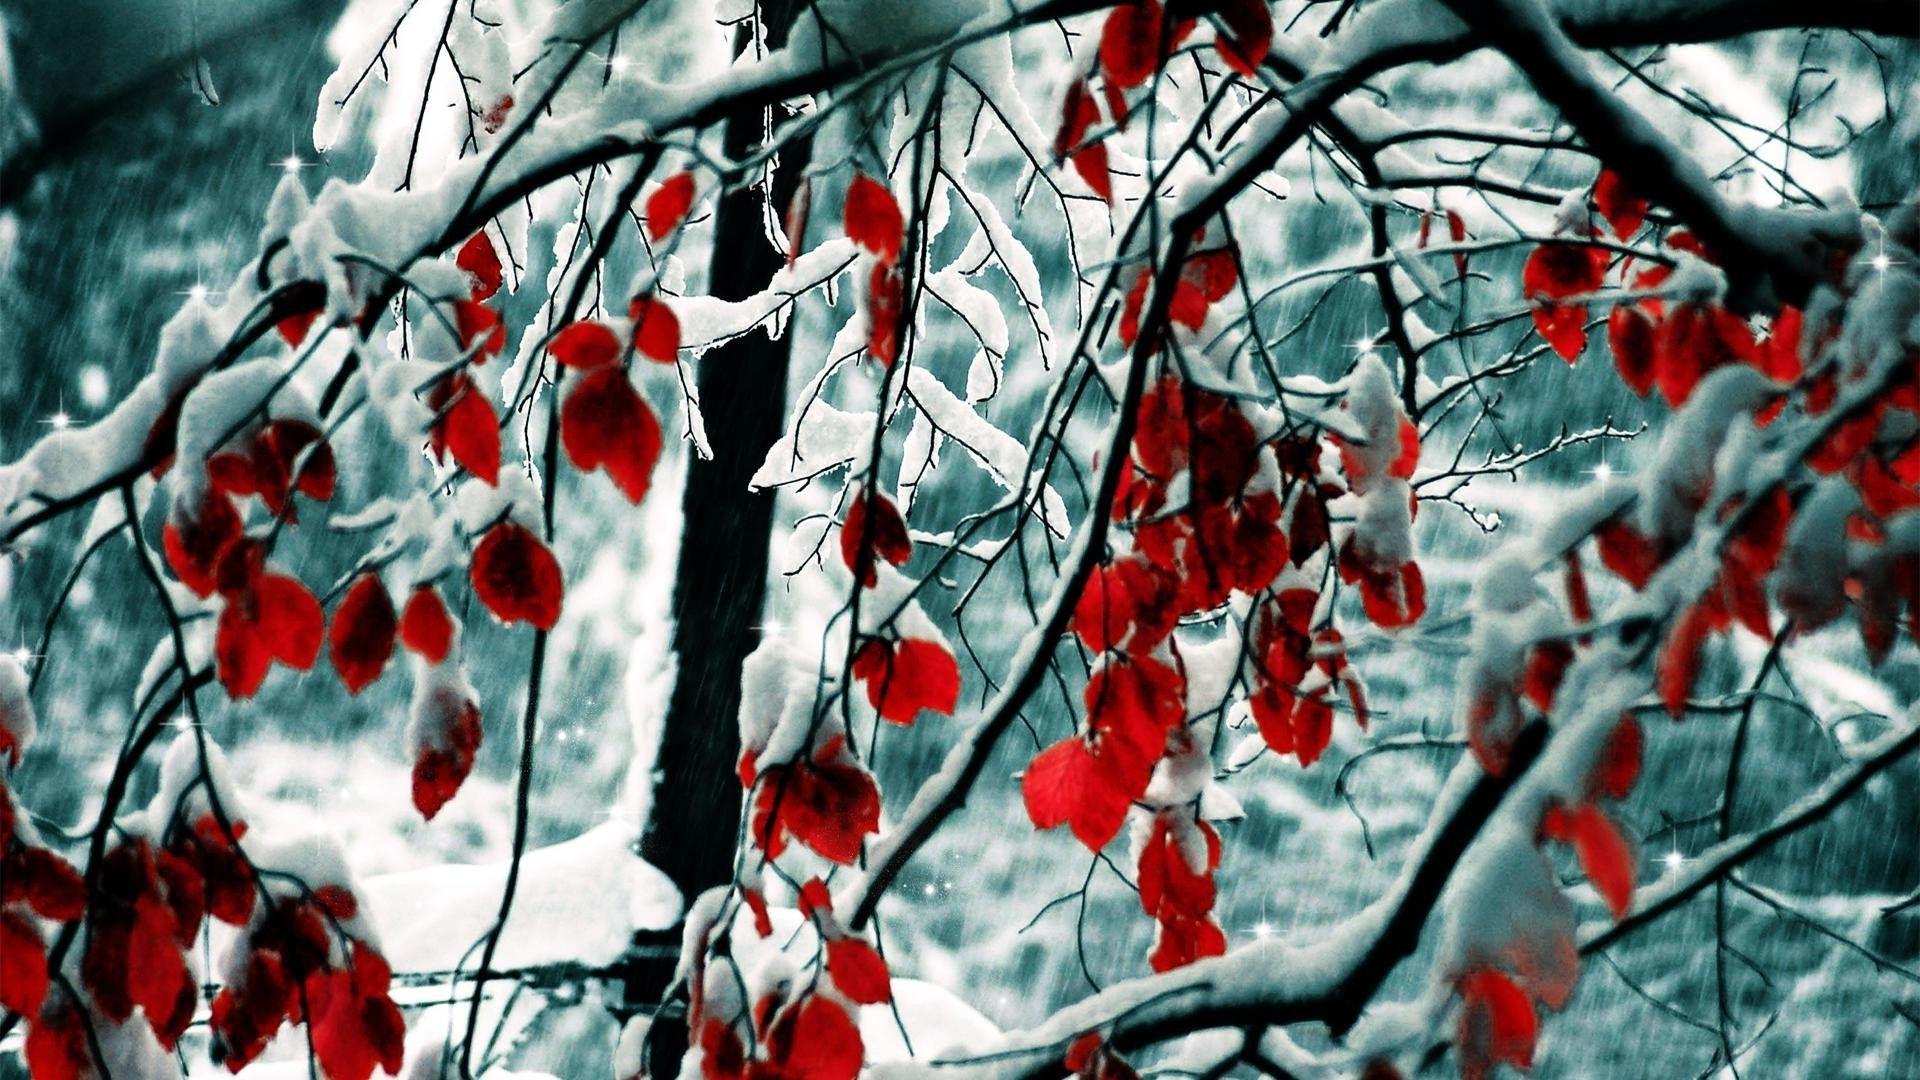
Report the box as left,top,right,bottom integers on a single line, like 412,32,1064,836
629,3,806,1070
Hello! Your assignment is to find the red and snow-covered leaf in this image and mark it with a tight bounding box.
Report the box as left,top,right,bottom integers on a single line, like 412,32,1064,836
454,298,507,361
1656,303,1757,406
1085,652,1186,767
470,521,564,630
329,573,397,695
1542,802,1637,919
411,681,484,821
646,171,697,243
851,638,959,725
1456,967,1539,1080
457,230,504,300
272,279,328,347
561,366,662,504
866,260,905,367
163,490,244,598
761,994,864,1080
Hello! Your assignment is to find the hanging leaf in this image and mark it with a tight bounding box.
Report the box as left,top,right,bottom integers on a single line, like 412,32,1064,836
470,521,564,630
329,574,397,695
646,171,697,243
561,367,662,504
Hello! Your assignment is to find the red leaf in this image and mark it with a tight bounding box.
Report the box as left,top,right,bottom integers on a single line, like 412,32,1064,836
1073,557,1176,653
25,998,91,1080
428,372,501,485
457,231,504,300
743,888,775,938
471,521,564,630
840,489,913,587
0,910,49,1018
454,298,506,361
647,171,697,243
1521,640,1573,712
253,419,337,515
1057,79,1113,203
1566,803,1636,919
1608,304,1658,397
549,320,623,370
1657,599,1716,717
7,847,86,921
852,638,960,725
629,295,681,364
763,995,863,1080
1100,0,1165,90
1211,0,1273,75
1457,967,1538,1080
400,586,454,664
1022,737,1136,852
329,574,397,695
1086,653,1185,767
1523,243,1606,363
561,367,662,504
1593,168,1646,240
825,938,892,1005
844,172,904,261
1148,910,1226,972
216,573,324,699
866,260,904,367
1593,715,1642,801
1594,515,1661,590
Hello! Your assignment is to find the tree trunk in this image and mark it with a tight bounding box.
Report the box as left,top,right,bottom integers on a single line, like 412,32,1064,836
629,3,805,1070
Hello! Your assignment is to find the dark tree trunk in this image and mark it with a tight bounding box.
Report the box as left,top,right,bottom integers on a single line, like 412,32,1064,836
629,4,806,1070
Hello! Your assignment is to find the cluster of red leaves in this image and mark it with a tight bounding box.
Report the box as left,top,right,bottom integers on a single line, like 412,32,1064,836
160,420,336,700
0,790,85,1033
1135,811,1226,971
1118,243,1241,350
424,230,516,484
846,173,908,366
210,889,403,1080
852,637,961,726
549,311,668,505
80,825,253,1052
1248,590,1367,768
748,735,881,866
1024,649,1189,850
694,884,874,1080
698,987,864,1080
